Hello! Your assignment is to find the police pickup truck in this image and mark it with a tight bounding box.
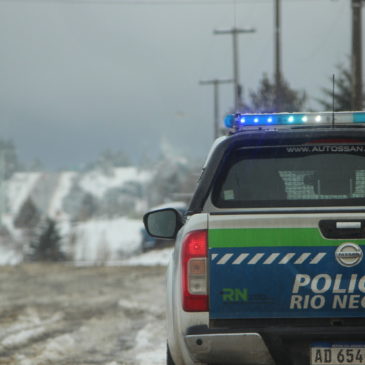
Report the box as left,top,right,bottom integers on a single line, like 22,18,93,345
144,111,365,365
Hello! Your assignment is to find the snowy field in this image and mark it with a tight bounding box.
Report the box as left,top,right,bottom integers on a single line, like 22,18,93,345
0,251,171,365
0,165,182,364
0,217,166,266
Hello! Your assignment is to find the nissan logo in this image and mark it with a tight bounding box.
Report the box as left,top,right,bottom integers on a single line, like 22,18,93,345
335,243,363,267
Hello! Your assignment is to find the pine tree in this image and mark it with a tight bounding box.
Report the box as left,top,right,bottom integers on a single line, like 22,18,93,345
29,218,66,261
245,73,307,113
317,63,355,111
14,198,40,229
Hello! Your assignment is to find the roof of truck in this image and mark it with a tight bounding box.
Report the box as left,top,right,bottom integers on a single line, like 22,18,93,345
188,115,365,215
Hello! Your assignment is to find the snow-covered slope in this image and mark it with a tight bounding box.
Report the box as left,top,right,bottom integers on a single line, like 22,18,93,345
5,167,153,220
1,167,156,264
6,173,41,217
71,217,143,262
48,172,76,219
79,167,151,199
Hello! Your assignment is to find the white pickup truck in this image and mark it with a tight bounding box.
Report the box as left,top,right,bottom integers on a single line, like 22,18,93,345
144,112,365,365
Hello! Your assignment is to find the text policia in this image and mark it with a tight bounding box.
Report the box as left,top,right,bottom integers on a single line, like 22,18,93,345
290,274,365,310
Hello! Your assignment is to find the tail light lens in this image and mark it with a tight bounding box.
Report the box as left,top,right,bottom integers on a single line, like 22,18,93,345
182,230,208,312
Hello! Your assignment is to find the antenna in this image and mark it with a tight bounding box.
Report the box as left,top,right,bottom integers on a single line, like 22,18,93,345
233,0,237,27
332,74,335,128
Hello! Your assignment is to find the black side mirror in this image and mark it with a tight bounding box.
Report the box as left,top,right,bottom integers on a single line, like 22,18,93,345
143,208,183,239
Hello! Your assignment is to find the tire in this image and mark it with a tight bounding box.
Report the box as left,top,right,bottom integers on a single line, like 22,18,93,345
167,344,176,365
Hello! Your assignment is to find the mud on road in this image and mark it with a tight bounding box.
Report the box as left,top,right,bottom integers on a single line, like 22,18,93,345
0,264,166,365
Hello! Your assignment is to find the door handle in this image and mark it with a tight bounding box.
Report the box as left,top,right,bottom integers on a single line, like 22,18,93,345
336,221,362,229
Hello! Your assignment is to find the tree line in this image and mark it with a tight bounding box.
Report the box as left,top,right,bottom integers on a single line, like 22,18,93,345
239,61,354,113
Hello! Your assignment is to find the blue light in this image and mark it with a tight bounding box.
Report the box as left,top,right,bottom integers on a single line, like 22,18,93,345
353,112,365,123
226,112,365,130
224,114,234,128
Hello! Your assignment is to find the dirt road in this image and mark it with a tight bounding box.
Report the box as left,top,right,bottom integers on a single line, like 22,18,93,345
0,264,166,365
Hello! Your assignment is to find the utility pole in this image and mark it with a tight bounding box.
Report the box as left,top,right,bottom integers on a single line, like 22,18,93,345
214,27,256,111
352,0,363,110
274,0,282,111
199,79,233,139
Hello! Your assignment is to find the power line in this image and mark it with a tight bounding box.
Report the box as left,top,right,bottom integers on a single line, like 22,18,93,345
214,27,256,111
199,79,233,139
0,0,333,4
274,0,282,111
351,0,363,110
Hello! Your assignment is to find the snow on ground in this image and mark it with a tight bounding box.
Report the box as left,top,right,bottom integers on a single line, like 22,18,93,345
120,247,173,266
0,212,173,266
72,217,144,262
135,322,166,365
1,311,63,350
79,167,152,199
2,327,46,349
14,332,75,365
150,201,186,211
48,172,76,219
31,333,75,364
74,246,173,267
0,265,167,365
0,244,22,265
70,217,174,267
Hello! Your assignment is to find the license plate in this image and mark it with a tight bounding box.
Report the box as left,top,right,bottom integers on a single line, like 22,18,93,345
311,343,365,365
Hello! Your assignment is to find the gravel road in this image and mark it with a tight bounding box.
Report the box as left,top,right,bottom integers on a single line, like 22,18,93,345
0,264,166,365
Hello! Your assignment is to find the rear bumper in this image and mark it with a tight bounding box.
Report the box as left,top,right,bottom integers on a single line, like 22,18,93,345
185,332,274,365
184,325,365,365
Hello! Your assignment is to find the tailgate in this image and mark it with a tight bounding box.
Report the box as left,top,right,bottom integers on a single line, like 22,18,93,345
209,214,365,320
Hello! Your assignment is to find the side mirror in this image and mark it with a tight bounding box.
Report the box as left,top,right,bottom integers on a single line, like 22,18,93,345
143,208,183,239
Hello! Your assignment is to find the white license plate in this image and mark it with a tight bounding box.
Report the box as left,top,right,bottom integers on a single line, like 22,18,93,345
311,344,365,365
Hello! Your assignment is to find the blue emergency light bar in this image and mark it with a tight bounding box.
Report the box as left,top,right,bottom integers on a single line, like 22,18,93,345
224,112,365,131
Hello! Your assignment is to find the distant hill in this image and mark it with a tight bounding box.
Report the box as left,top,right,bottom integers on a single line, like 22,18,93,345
0,167,154,264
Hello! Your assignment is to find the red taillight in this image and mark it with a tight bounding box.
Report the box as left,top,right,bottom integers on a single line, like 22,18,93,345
182,230,208,312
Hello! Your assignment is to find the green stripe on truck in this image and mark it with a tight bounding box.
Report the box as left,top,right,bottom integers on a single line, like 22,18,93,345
208,228,365,248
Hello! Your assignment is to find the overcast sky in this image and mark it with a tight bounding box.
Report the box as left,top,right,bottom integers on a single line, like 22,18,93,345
0,0,358,169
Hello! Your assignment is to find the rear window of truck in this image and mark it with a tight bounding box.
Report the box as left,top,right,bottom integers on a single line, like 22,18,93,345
212,143,365,208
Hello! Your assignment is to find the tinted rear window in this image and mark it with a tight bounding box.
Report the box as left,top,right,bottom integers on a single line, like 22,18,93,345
212,144,365,208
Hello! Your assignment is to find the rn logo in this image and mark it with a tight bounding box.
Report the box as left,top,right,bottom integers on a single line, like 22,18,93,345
335,243,363,267
222,288,248,302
